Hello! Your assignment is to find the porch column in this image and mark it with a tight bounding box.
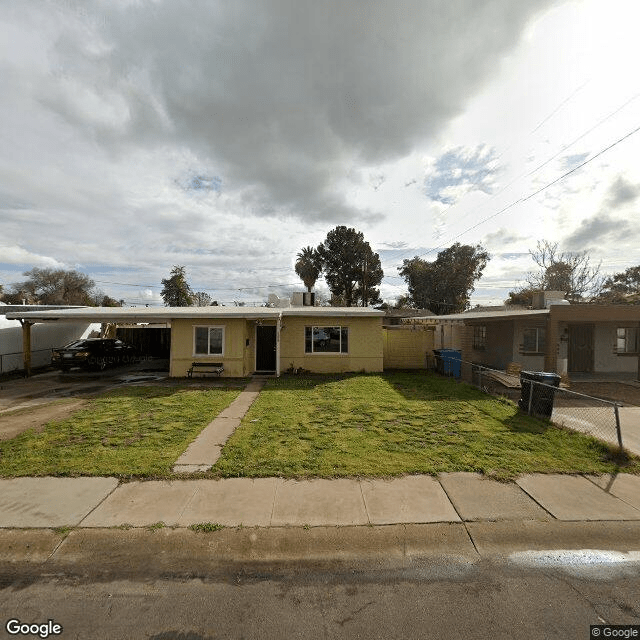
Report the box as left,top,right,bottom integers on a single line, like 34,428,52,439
544,316,560,373
20,320,33,377
459,322,473,383
637,321,640,382
276,314,282,377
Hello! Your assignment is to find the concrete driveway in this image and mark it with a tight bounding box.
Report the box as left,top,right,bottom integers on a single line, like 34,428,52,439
0,359,169,413
551,405,640,457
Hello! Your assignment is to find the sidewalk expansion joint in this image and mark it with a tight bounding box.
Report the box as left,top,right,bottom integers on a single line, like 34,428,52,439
514,483,558,521
358,481,371,525
47,478,122,562
269,478,281,527
437,478,480,557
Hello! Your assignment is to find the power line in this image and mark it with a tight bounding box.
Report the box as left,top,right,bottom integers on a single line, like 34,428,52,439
397,122,640,265
391,90,640,266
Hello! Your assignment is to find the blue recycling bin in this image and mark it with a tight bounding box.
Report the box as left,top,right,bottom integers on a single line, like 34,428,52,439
433,349,461,378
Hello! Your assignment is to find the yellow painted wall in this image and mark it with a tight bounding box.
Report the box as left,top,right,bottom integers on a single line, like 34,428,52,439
280,316,383,373
170,317,250,377
170,315,383,376
382,326,434,369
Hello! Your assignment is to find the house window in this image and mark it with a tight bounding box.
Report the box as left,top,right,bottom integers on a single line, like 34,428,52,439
522,327,546,353
473,326,487,350
616,327,639,354
304,326,349,353
194,326,224,356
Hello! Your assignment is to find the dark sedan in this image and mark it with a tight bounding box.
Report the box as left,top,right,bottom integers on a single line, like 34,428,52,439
52,338,138,372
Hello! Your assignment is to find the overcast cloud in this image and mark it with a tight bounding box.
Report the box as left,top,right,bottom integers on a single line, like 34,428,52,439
2,0,640,306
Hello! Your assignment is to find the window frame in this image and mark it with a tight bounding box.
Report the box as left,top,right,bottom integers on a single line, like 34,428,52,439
521,327,546,354
193,325,225,357
304,326,349,354
472,325,487,351
616,327,639,355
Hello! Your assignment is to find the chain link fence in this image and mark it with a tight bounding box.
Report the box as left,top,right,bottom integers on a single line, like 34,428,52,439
434,357,625,450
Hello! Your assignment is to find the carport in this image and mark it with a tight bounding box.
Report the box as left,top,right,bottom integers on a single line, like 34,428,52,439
5,307,173,376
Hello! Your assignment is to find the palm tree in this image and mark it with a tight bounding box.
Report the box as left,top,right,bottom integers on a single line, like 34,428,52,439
295,246,321,292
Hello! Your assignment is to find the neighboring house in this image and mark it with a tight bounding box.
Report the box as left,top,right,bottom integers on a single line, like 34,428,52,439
405,292,640,379
6,303,384,377
382,308,434,326
0,304,100,374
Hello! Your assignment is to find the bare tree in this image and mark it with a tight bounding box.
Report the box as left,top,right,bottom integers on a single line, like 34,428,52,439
192,291,213,307
5,268,98,305
525,240,604,301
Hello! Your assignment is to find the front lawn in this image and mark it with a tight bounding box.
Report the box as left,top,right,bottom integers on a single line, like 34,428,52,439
213,372,639,479
0,386,240,477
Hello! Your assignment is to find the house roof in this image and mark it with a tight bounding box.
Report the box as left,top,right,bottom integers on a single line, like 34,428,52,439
5,305,384,323
404,303,640,324
403,308,550,323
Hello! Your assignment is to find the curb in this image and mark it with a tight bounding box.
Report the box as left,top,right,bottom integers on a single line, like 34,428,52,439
2,521,640,580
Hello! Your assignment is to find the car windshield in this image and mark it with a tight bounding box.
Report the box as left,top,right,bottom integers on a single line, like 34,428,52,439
62,340,90,349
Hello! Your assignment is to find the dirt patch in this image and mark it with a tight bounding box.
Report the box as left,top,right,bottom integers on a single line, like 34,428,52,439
569,382,640,407
0,400,87,441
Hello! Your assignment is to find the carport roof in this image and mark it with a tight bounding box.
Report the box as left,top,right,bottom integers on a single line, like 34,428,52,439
5,305,384,323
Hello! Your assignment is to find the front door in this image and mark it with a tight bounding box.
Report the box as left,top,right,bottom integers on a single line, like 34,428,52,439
256,325,277,372
568,324,594,372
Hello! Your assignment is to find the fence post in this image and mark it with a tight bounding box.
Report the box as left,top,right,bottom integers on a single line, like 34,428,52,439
614,403,623,449
528,380,534,415
478,366,482,390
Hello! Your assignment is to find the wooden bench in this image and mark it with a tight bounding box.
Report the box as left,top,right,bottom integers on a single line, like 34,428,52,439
187,362,224,378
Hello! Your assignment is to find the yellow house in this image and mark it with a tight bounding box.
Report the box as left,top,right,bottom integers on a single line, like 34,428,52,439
170,306,384,377
6,305,384,377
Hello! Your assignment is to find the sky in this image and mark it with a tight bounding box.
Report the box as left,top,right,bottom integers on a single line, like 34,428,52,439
1,0,639,307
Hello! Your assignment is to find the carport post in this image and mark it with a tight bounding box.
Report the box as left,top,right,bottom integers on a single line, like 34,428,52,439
276,313,282,377
20,320,33,377
614,403,623,449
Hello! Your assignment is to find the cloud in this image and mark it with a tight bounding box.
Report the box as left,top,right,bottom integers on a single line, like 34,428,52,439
563,174,640,251
22,0,550,224
482,228,525,250
605,175,639,208
0,245,66,270
563,213,637,251
560,152,590,171
424,145,501,205
380,241,408,250
176,173,223,193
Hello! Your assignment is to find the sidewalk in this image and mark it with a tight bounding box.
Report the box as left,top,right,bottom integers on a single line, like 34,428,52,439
1,473,640,574
1,472,639,529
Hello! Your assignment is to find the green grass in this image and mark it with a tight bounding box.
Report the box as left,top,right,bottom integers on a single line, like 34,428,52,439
189,522,225,532
212,372,640,480
0,386,240,478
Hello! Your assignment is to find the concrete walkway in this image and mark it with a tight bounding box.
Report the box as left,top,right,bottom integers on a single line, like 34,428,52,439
1,472,639,529
173,377,266,473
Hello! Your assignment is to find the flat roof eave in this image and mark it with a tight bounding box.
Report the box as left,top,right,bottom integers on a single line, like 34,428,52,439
5,305,384,323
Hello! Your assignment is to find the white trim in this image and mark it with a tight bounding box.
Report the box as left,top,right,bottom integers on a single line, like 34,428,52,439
304,325,349,355
193,325,225,357
276,313,282,377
